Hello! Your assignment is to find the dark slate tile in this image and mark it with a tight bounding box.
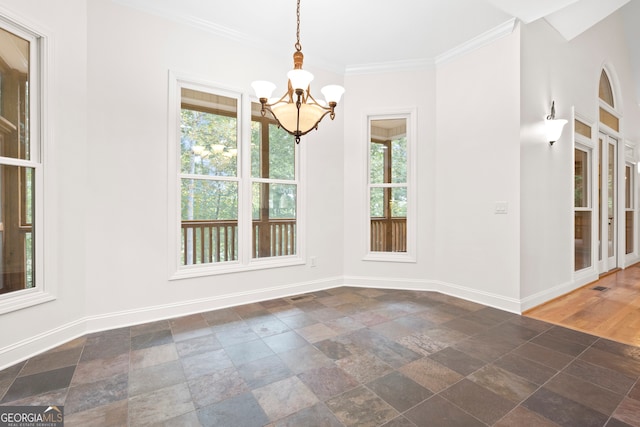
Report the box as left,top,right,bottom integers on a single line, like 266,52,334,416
522,387,609,427
325,386,398,427
80,329,131,362
130,329,174,351
128,360,185,397
545,325,599,347
236,354,292,389
484,321,542,342
65,372,128,415
298,365,359,401
224,339,275,366
564,358,636,395
271,402,343,427
346,329,421,368
439,379,516,425
366,371,432,412
252,376,319,421
612,396,640,427
493,352,558,385
579,347,640,379
314,337,353,360
544,372,624,417
452,334,519,363
405,395,485,427
511,341,574,370
187,367,249,409
1,365,75,403
129,382,194,425
63,399,129,427
530,332,589,357
592,338,640,362
19,347,83,377
197,391,269,427
380,416,418,427
494,406,560,427
262,330,308,354
468,364,538,403
428,347,486,376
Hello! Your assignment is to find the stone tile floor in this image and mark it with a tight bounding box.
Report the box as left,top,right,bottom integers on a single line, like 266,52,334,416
1,287,640,426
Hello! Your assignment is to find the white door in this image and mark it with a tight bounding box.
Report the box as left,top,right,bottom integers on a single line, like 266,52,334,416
599,132,618,273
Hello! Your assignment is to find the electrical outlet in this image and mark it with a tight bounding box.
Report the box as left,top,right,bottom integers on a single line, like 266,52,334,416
309,256,317,267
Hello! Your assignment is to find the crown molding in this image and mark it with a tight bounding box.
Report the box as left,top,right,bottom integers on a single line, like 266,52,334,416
436,18,518,65
345,58,435,76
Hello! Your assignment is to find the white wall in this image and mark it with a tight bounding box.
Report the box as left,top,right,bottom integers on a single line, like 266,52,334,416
342,68,437,288
519,13,640,308
0,0,88,369
434,29,522,309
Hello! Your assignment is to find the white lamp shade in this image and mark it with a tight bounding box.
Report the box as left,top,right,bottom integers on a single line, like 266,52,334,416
287,69,314,91
251,81,276,99
545,118,568,143
272,102,325,135
321,85,345,104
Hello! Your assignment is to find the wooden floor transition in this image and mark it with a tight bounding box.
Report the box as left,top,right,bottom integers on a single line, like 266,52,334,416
525,264,640,347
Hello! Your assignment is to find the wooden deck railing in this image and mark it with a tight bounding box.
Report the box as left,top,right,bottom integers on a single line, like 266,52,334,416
181,219,297,265
371,217,407,252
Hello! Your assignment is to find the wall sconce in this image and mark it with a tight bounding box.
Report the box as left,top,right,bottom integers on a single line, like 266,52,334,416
545,101,567,145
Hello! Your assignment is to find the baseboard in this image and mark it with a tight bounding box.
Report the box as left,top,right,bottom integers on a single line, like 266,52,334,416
519,279,583,312
0,276,342,371
343,276,521,313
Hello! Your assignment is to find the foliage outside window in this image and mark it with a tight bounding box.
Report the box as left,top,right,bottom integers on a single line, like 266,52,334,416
574,147,592,271
0,23,37,298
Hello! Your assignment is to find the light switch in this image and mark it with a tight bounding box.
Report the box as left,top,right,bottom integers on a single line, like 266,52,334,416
495,201,508,214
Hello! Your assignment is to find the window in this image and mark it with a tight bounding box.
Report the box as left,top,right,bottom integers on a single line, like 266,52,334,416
366,112,416,261
625,163,634,255
0,16,48,312
574,146,592,271
170,77,302,278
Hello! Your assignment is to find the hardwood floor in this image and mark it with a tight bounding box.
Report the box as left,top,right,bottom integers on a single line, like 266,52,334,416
525,264,640,347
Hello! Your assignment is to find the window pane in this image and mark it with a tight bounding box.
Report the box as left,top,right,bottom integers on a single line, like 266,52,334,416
370,187,384,217
574,149,588,207
180,179,238,265
626,211,634,255
180,90,238,177
625,165,632,209
370,142,386,184
0,27,30,161
252,182,297,258
391,187,407,217
391,137,407,183
0,165,35,294
251,106,295,180
575,211,591,271
252,183,297,220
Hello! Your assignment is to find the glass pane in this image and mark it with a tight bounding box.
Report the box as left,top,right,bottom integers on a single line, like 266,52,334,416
180,89,238,177
251,104,295,180
391,136,407,183
599,70,614,107
608,142,615,258
574,211,591,271
574,149,588,208
0,27,30,161
626,211,634,255
252,182,297,258
391,187,407,217
370,187,384,217
626,165,632,209
370,118,407,185
0,165,35,294
180,179,238,265
370,142,386,184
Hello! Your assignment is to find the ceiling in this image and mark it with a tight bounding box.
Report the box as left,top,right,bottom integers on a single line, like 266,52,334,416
114,0,639,96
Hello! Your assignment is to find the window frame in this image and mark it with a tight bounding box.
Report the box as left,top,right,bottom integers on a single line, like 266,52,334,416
0,14,52,314
363,109,417,263
168,72,305,280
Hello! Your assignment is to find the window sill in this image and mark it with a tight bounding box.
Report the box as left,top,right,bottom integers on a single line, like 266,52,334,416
170,256,306,281
363,252,416,263
0,289,55,315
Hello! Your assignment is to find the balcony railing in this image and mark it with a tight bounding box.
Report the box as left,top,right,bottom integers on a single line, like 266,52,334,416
181,218,296,265
371,217,407,252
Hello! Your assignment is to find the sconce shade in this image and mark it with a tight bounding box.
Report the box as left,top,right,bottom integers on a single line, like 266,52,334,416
545,101,567,145
545,118,567,145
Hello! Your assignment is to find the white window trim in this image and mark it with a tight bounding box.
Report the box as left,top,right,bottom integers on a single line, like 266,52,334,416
0,12,54,314
167,71,305,280
363,108,417,263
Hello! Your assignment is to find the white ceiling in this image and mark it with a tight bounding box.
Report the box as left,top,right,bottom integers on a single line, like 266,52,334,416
115,0,639,93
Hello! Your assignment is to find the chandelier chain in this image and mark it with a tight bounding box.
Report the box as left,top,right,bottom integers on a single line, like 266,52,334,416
295,0,302,52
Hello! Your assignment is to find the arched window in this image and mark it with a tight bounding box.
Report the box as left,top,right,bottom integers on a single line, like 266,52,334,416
599,70,615,107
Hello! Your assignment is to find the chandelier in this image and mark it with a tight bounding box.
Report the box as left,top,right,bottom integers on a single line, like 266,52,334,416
251,0,345,144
